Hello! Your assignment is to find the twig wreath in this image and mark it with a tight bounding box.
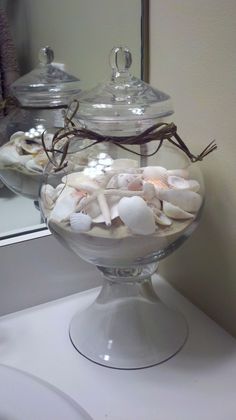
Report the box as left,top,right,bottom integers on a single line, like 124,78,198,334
42,100,217,172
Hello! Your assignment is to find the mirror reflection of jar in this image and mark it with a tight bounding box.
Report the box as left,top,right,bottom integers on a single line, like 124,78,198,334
0,46,81,199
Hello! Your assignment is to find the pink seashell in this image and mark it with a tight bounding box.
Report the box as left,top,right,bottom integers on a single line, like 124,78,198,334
127,178,143,191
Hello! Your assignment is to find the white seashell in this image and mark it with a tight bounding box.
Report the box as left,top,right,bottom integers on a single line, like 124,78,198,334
142,166,168,181
70,212,92,232
50,193,80,222
167,169,189,179
33,151,49,167
25,158,43,173
167,175,200,192
62,173,99,192
9,131,26,144
154,209,172,226
147,196,162,210
41,184,57,209
163,201,194,220
0,145,31,167
116,173,141,189
19,139,42,155
110,158,138,170
142,182,156,201
157,189,202,213
118,196,156,235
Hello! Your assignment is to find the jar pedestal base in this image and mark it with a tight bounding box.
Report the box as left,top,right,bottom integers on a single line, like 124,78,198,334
69,267,188,370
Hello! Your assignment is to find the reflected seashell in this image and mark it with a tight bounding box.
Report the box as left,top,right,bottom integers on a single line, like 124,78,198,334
106,174,118,189
142,166,168,182
70,212,92,232
25,158,43,173
33,150,49,167
118,196,156,235
19,139,42,155
167,169,189,179
157,189,202,213
0,145,31,167
9,131,25,144
163,201,194,220
154,209,172,226
110,158,138,170
167,175,200,192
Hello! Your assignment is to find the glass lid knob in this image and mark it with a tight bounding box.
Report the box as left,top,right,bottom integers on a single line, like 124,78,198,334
109,46,132,78
38,46,54,65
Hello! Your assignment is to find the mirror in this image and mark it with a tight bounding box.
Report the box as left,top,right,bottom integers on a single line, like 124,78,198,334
0,0,149,242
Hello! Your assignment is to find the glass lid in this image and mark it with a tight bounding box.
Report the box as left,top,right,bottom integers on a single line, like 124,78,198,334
11,46,81,108
77,46,173,135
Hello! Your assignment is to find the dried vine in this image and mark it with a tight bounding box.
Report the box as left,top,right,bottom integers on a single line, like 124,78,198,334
42,100,217,172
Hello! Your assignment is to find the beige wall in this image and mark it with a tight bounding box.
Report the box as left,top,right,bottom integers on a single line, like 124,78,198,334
150,0,236,336
5,0,141,86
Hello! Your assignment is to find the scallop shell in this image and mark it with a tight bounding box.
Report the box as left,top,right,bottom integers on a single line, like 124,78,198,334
70,212,92,232
157,189,202,213
118,196,156,235
167,175,200,192
163,201,194,220
142,166,168,182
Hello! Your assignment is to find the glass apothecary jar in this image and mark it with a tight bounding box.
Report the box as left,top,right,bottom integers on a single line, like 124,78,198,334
40,47,207,369
0,46,81,199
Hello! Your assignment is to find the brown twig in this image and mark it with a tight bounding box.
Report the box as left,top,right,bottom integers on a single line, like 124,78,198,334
42,100,217,171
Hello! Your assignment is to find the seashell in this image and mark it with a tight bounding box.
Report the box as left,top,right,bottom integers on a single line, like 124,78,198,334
142,166,168,182
25,158,43,173
167,169,189,179
41,184,57,209
154,209,172,226
62,173,99,192
19,139,42,155
9,131,25,144
116,173,141,189
50,191,82,222
93,200,119,223
157,189,202,213
142,182,156,201
163,201,194,220
146,178,168,192
127,178,143,191
110,158,138,170
0,145,31,167
33,150,49,167
167,175,200,192
70,212,92,232
118,196,156,235
147,196,161,210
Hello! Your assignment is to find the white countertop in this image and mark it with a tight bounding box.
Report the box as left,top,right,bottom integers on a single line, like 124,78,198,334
0,275,235,420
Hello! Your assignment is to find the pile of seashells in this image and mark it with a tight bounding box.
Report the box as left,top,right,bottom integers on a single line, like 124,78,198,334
41,157,203,239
